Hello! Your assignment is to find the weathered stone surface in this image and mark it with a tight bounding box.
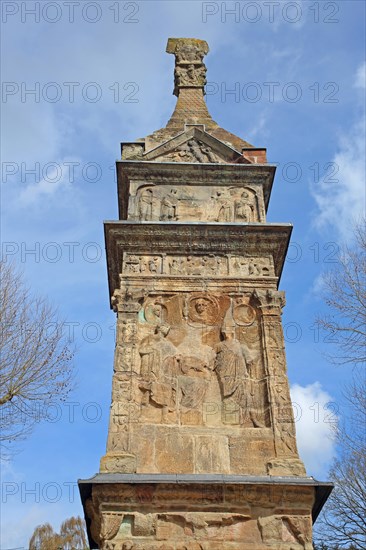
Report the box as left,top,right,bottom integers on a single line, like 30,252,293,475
84,480,316,549
79,37,330,549
129,183,265,223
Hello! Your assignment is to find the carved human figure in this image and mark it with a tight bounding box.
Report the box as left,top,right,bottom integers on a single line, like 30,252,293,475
138,324,178,420
139,321,175,379
187,139,206,163
234,190,256,222
191,297,213,324
176,328,216,410
137,188,153,221
201,144,217,163
215,326,265,427
148,257,159,273
160,188,179,220
168,257,181,275
215,326,249,405
248,260,261,276
149,302,163,324
138,257,147,273
216,191,233,222
195,298,208,315
207,192,221,221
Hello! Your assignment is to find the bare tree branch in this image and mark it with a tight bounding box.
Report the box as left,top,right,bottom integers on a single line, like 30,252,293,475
314,220,366,548
316,219,366,367
0,260,74,457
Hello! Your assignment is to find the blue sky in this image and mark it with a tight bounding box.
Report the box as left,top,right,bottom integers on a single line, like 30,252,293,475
1,1,365,546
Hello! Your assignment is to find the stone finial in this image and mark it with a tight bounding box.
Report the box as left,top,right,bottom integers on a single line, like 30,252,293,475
166,38,209,97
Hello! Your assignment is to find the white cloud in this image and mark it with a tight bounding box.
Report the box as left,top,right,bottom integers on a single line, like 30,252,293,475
291,382,338,478
18,156,81,205
311,63,366,239
354,61,366,90
247,112,270,141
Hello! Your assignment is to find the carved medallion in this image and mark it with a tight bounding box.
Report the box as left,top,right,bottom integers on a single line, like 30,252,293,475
143,299,168,325
233,303,257,326
187,294,220,326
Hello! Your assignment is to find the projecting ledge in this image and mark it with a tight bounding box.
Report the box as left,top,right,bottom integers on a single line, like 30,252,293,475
78,473,333,523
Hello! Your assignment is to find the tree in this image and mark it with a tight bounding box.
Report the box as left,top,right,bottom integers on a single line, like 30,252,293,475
29,517,88,550
29,523,62,550
314,372,366,548
316,218,366,366
314,219,366,548
60,516,88,550
0,260,74,456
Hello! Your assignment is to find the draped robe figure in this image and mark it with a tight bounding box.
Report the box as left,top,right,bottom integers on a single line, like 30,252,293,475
215,328,249,424
138,324,178,417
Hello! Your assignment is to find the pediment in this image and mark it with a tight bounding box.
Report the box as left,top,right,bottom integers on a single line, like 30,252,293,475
143,127,245,164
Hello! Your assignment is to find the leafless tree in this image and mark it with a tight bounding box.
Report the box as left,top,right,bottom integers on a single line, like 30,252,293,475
315,372,366,548
0,260,74,456
316,218,366,367
314,219,366,548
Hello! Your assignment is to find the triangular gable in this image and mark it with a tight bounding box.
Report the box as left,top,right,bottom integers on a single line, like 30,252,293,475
143,126,246,164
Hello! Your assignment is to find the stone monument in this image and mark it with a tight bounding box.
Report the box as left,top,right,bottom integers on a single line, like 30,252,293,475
79,38,332,549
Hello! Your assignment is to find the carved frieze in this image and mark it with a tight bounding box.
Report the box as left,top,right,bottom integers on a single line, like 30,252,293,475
122,253,274,278
88,481,315,549
129,184,264,222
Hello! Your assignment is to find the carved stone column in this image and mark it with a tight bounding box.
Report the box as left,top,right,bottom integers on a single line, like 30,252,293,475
79,37,332,549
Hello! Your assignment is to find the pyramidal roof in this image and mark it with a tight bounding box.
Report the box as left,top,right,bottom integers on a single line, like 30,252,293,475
121,38,267,165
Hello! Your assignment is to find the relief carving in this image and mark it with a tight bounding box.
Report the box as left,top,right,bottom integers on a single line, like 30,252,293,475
175,328,216,412
234,189,256,222
122,253,274,278
124,254,162,275
175,64,207,89
138,324,178,422
258,515,311,548
161,139,222,164
232,301,257,326
112,288,145,314
120,320,138,343
166,38,209,96
230,256,273,278
172,40,208,64
101,512,123,540
131,185,262,223
138,187,154,220
143,298,168,325
129,293,269,428
115,345,136,372
216,190,233,222
161,188,179,221
214,314,265,428
253,289,286,311
187,294,220,326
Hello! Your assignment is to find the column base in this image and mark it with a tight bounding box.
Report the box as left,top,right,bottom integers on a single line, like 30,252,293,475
79,474,332,549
